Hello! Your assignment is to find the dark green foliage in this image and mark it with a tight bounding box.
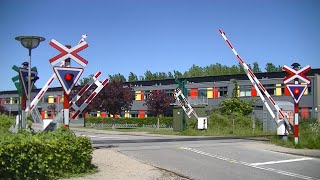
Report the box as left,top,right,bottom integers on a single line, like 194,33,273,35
0,127,94,179
85,117,173,127
220,98,253,116
144,90,175,117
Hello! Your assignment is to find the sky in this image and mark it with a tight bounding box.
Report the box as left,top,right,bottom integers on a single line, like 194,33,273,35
0,0,319,91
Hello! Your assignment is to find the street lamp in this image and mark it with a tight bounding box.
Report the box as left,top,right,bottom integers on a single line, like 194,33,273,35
15,36,45,101
15,36,45,127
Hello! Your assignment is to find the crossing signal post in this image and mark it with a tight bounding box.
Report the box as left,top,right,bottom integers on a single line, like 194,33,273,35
175,79,187,130
283,63,311,145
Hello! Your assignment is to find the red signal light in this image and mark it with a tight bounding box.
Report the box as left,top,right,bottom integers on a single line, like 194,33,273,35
293,88,300,95
64,73,74,81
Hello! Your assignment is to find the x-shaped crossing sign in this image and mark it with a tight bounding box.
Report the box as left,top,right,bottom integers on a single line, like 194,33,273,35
49,39,88,67
282,65,311,84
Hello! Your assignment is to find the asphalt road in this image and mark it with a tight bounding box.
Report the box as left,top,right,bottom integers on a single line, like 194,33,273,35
73,129,320,180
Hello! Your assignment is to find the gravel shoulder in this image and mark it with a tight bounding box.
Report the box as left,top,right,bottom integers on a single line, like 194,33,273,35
68,149,187,180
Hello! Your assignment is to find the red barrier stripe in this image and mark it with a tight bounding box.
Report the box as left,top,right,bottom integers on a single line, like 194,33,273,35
248,69,256,78
94,71,101,78
30,104,34,110
219,29,223,35
236,55,244,64
102,79,109,86
79,84,89,96
48,78,54,86
258,83,266,92
86,92,96,103
72,110,80,119
69,102,73,107
226,40,233,49
49,41,68,63
269,97,276,105
278,110,284,119
38,91,45,99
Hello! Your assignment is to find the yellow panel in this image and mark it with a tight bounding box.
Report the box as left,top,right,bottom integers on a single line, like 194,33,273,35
275,84,282,96
125,111,130,118
207,88,213,98
135,91,141,101
45,111,48,118
301,82,308,95
10,97,13,104
97,111,101,117
48,95,54,104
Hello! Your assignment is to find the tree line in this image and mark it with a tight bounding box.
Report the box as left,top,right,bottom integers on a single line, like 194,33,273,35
78,62,282,84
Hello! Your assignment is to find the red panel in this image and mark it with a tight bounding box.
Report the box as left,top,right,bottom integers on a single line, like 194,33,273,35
213,87,219,98
284,86,290,96
114,114,119,119
84,112,89,118
41,111,45,119
101,112,107,118
50,111,54,118
139,110,145,118
141,91,144,100
56,96,60,103
251,86,257,97
1,98,4,105
190,88,198,99
301,107,309,119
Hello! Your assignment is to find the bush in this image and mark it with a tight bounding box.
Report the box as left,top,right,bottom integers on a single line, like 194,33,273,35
220,97,253,116
0,114,14,134
0,127,94,179
85,117,173,127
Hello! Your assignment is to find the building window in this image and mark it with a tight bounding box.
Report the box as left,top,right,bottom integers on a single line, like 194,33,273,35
13,97,19,104
198,88,207,98
239,86,251,97
219,87,228,97
265,84,275,95
5,98,10,104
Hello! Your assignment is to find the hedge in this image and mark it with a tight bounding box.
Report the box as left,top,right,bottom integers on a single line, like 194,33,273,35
85,117,173,127
0,125,94,179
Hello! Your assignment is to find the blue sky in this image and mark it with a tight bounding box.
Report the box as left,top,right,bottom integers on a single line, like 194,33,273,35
0,0,319,91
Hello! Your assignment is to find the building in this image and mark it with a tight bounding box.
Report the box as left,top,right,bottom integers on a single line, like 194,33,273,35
1,69,319,121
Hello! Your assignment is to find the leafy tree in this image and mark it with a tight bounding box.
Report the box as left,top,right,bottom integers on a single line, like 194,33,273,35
173,70,183,78
109,73,126,82
0,105,8,114
79,74,94,85
144,90,175,128
144,70,154,80
185,64,204,77
265,63,282,72
128,72,138,82
96,80,134,124
252,62,261,73
167,71,174,79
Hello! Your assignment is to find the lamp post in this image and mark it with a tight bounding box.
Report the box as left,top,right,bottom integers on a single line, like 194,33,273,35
15,36,45,128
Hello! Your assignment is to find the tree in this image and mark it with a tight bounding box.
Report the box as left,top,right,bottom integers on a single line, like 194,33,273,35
173,70,183,78
0,105,7,114
109,73,126,82
252,62,261,73
265,63,282,72
185,64,204,77
79,74,94,85
96,80,134,126
128,72,138,82
144,90,175,128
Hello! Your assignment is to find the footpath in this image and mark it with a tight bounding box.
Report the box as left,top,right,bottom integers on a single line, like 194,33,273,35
68,127,320,180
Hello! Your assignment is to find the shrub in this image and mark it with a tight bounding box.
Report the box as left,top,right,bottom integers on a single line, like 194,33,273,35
0,114,14,134
0,127,94,179
220,97,253,116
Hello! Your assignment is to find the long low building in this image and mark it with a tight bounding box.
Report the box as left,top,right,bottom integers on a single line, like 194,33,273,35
1,69,319,121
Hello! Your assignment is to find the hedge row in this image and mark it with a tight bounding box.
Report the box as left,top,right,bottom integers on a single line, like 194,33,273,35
0,121,94,179
85,117,173,127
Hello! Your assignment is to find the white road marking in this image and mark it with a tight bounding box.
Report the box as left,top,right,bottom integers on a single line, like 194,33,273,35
250,157,313,166
79,135,115,139
180,147,319,180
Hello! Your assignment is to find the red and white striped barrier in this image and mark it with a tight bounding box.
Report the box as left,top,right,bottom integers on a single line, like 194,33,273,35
219,29,286,122
174,88,199,119
70,77,109,119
